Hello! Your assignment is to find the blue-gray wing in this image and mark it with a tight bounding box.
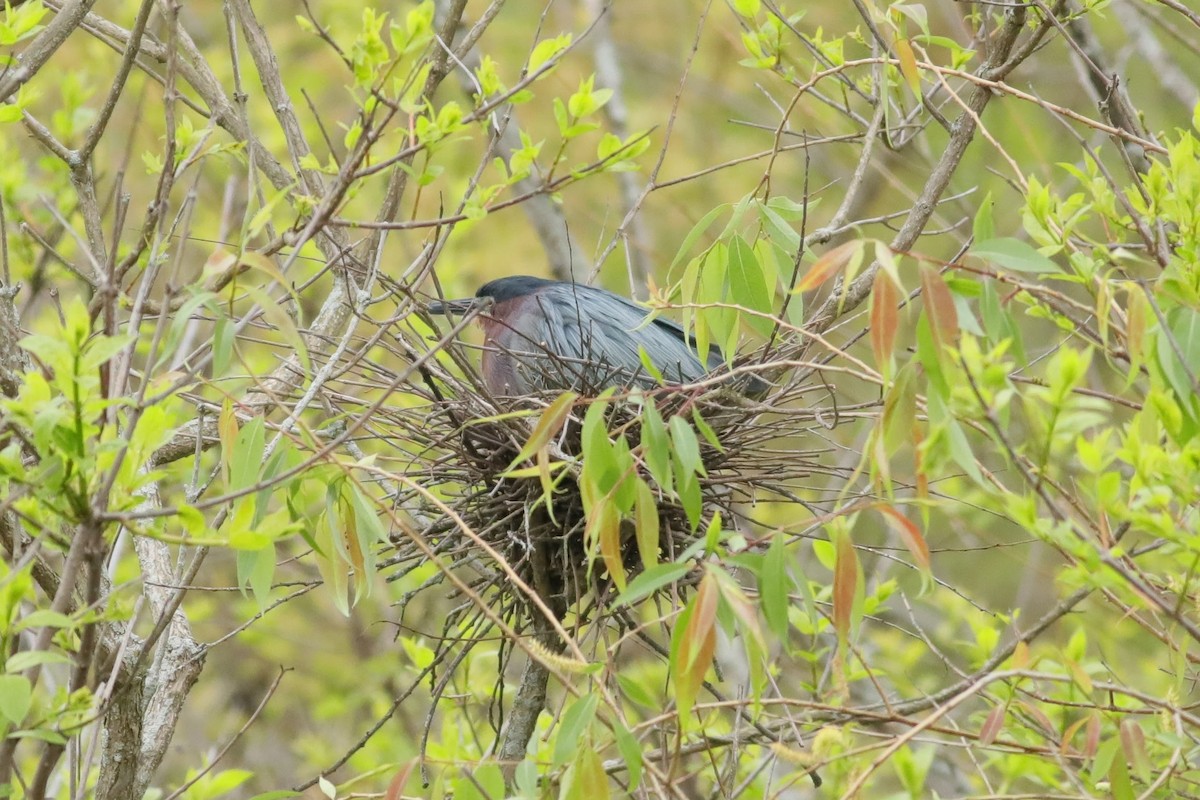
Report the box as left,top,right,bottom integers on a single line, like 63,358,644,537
531,284,710,390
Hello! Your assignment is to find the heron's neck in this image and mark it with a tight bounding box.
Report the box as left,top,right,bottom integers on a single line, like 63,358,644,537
478,298,524,343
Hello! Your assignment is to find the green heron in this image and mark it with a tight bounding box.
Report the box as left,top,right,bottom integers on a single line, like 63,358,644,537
428,275,767,396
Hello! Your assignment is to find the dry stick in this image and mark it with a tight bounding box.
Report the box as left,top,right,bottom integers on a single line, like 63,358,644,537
229,0,327,201
75,597,146,800
601,10,1044,782
1152,0,1200,29
963,362,1200,645
588,0,715,281
0,0,100,103
437,0,591,282
144,0,473,471
0,5,135,780
1114,0,1200,108
160,669,287,800
78,5,202,798
426,0,583,786
599,583,1094,777
584,0,652,294
805,4,1031,336
77,0,156,163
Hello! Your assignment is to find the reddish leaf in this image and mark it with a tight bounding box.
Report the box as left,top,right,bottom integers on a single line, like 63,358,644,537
338,495,366,577
979,704,1006,746
673,572,718,726
384,760,416,800
1018,700,1056,736
1083,713,1101,760
1060,715,1089,756
796,240,862,293
912,423,928,501
1120,720,1152,782
920,265,958,350
832,529,857,642
870,270,900,372
877,506,930,573
203,247,238,276
680,572,718,673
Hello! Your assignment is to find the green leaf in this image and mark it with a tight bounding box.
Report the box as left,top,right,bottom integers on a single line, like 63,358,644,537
882,362,918,455
756,199,801,251
212,313,235,378
613,720,643,789
229,416,265,492
507,391,579,469
19,334,72,374
199,769,253,797
670,204,728,270
691,407,723,452
1109,740,1135,800
553,693,599,767
678,469,702,532
236,543,275,609
4,651,70,673
562,747,609,800
946,420,984,485
9,728,66,744
760,533,791,641
972,238,1062,274
347,484,386,590
614,562,692,607
15,610,74,631
0,675,32,724
527,33,572,72
728,235,772,335
973,192,994,242
703,510,723,555
916,314,949,399
634,479,659,570
669,416,705,478
1157,307,1200,410
469,764,505,800
240,285,311,377
697,245,730,360
246,180,297,239
581,391,619,515
80,334,133,372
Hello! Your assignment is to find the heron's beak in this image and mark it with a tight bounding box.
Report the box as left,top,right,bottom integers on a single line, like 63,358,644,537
427,297,484,315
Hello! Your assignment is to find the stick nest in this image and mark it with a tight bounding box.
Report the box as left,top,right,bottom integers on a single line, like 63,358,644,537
378,347,836,638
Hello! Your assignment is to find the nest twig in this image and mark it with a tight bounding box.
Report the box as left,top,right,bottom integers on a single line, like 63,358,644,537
332,310,853,779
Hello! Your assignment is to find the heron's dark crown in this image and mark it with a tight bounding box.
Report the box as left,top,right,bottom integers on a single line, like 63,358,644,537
476,275,559,303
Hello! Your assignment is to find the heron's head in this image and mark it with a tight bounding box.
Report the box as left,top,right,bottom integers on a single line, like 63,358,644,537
426,275,557,317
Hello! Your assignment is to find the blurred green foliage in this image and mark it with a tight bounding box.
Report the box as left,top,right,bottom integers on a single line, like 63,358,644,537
0,0,1197,798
